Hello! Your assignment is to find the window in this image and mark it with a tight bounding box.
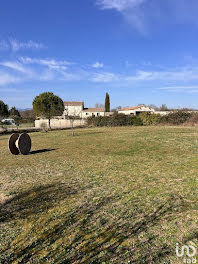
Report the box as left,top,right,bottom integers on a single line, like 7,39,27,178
97,113,100,116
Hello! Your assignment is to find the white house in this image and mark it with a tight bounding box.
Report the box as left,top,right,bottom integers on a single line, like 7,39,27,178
63,102,105,119
82,108,105,118
63,101,84,118
118,105,155,116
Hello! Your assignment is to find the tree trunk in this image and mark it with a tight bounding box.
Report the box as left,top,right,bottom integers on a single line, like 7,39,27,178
48,118,51,129
72,121,74,136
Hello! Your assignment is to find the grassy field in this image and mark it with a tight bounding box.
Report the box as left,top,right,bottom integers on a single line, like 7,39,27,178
0,126,198,263
0,123,35,129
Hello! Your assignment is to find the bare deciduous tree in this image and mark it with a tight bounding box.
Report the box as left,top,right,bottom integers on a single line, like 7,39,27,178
95,103,104,108
64,103,79,136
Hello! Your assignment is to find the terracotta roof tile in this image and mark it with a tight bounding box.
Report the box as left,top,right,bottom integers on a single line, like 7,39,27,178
64,101,83,106
119,106,144,111
83,108,104,112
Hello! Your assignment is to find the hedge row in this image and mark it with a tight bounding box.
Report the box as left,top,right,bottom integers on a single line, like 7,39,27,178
87,114,143,127
87,111,194,127
160,111,193,125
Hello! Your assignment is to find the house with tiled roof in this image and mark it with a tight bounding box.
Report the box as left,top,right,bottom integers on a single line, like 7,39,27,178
63,102,106,119
118,105,155,116
63,101,84,118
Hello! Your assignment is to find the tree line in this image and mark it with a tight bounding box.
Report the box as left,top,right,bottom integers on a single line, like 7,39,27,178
1,90,195,128
1,92,111,128
0,101,21,120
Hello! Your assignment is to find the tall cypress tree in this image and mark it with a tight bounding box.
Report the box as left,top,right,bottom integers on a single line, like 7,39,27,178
105,92,110,112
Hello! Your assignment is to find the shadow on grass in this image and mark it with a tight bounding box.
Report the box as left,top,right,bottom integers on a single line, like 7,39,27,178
30,148,57,154
0,186,189,263
0,183,78,223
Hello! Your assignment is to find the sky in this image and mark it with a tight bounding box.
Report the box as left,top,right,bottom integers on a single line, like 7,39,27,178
1,0,198,109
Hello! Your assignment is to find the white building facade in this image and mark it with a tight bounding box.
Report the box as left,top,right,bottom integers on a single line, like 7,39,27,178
63,102,105,119
63,102,84,118
118,106,155,116
82,108,105,118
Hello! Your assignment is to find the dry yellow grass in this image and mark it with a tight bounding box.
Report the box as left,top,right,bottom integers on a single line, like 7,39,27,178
0,126,198,263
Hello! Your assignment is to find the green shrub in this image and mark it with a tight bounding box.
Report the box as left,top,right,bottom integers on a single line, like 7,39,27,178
161,111,193,125
87,113,143,127
126,116,143,126
138,112,161,126
87,116,108,127
182,112,198,126
111,113,127,126
40,122,49,132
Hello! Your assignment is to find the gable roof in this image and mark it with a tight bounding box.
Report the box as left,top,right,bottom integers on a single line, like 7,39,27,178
64,101,83,106
83,108,104,112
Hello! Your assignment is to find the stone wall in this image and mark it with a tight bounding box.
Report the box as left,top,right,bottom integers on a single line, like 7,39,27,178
35,119,87,129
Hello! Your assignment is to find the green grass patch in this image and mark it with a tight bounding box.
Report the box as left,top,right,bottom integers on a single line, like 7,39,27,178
0,126,198,263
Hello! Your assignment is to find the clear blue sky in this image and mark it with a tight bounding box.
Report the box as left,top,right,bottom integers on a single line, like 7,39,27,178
1,0,198,109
